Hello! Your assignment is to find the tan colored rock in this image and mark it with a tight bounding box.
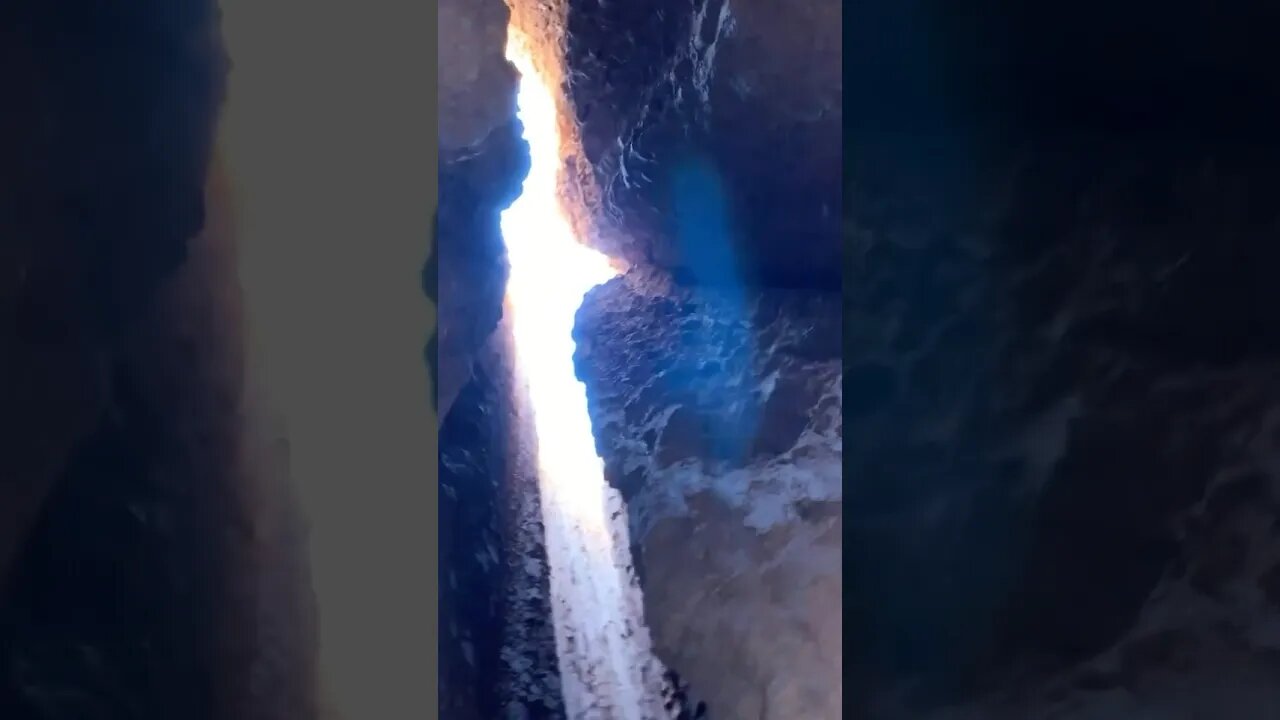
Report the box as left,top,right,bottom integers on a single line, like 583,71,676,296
439,0,518,152
576,270,843,718
643,494,843,718
436,0,526,422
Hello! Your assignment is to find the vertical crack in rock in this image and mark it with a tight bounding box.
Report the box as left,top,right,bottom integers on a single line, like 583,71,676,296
441,0,843,717
498,36,671,719
439,336,563,720
437,0,533,714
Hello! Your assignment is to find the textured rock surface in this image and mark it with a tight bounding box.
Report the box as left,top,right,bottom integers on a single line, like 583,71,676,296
522,3,846,714
439,330,563,720
840,134,1280,717
856,139,1280,719
559,0,840,287
839,6,1280,716
439,362,511,720
575,270,842,719
435,122,527,422
447,3,1280,719
866,371,1280,720
439,0,520,152
435,0,526,421
436,0,536,714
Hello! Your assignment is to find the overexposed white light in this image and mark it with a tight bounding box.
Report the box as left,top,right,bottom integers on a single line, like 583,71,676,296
501,35,667,719
500,38,621,532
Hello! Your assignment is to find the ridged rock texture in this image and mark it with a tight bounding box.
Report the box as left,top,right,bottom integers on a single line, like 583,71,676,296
575,271,843,719
438,0,844,710
562,0,840,288
557,0,844,717
440,329,564,720
842,2,1280,718
436,0,527,421
436,0,535,714
845,136,1280,719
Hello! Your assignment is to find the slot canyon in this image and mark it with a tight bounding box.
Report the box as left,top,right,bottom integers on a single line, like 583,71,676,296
439,0,841,717
0,2,436,719
442,2,1280,720
3,2,1280,720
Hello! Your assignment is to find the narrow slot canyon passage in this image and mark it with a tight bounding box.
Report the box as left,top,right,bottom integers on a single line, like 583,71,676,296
500,35,668,719
439,0,843,718
8,3,1280,720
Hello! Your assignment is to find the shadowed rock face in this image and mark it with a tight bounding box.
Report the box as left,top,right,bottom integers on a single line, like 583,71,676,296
1,11,230,712
439,367,508,720
1,2,224,338
847,1,1279,138
452,1,1280,717
439,0,520,153
0,1,225,596
0,5,334,719
436,0,527,421
575,270,841,508
557,1,844,717
839,5,1280,710
435,122,528,421
440,330,565,720
575,271,843,719
843,131,1280,719
436,0,535,714
1,296,241,720
563,3,1280,719
561,0,841,288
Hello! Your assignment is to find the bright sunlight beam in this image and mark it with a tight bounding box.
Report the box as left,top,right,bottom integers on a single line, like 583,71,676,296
501,32,667,719
500,39,620,529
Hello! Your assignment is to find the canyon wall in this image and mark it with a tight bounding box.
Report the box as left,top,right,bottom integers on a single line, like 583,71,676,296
843,133,1280,720
439,365,510,720
569,140,1280,720
0,0,225,606
556,0,845,716
838,4,1280,716
437,0,527,421
436,0,535,714
559,0,841,288
440,323,564,720
575,270,843,719
0,4,262,718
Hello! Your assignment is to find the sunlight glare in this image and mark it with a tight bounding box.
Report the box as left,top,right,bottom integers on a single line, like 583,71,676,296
501,37,621,531
500,34,667,718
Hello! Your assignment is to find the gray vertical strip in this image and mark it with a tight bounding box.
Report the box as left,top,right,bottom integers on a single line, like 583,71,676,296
219,0,441,716
425,8,442,711
425,5,443,718
424,211,440,415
